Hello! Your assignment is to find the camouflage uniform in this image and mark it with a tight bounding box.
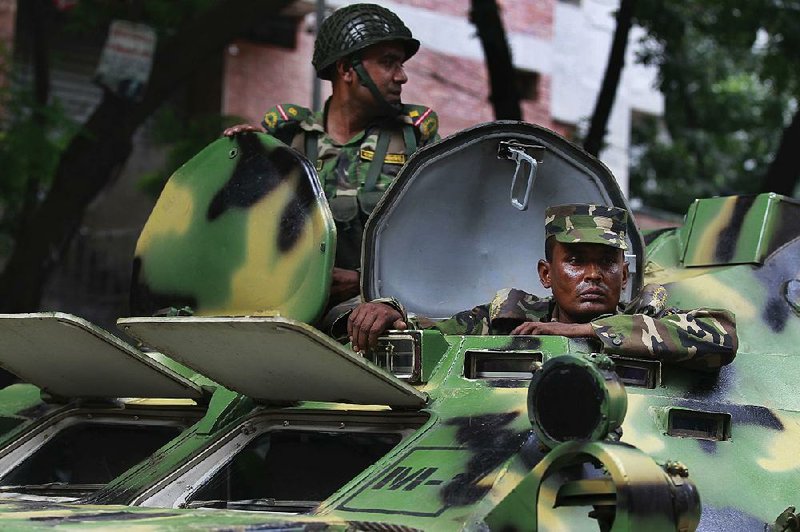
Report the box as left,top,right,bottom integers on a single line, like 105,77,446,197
412,284,737,371
262,102,439,270
341,203,738,371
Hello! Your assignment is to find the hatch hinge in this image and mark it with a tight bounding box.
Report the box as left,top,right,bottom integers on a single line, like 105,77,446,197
497,140,545,211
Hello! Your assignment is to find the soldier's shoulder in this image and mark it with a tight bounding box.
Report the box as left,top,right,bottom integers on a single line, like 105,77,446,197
261,103,315,134
401,103,439,142
489,288,551,321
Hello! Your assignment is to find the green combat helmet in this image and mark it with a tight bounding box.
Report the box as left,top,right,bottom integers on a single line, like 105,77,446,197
312,3,419,114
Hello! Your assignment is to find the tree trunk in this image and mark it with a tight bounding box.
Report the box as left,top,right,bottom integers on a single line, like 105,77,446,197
0,0,292,312
18,0,51,231
760,106,800,196
469,0,521,120
583,0,636,156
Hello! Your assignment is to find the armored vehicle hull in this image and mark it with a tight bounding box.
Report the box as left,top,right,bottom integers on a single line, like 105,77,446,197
0,125,795,531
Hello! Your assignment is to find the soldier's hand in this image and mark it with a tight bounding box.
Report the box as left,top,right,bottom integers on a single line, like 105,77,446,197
330,267,360,305
348,302,407,353
222,123,263,137
511,321,596,338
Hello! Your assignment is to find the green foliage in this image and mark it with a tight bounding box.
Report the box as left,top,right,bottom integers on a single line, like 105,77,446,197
137,107,243,197
630,1,799,213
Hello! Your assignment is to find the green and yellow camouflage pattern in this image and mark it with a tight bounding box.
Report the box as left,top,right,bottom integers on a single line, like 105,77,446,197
130,132,335,323
545,203,629,250
262,102,439,270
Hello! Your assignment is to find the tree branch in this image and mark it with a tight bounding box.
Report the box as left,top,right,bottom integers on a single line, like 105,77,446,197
583,0,635,156
760,106,800,195
469,0,521,120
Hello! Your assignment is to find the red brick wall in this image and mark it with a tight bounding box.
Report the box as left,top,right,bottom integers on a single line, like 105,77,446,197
223,29,327,124
223,5,562,137
392,0,554,38
403,47,555,137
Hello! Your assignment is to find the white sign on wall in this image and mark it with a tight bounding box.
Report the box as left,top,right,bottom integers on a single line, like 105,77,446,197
95,20,157,102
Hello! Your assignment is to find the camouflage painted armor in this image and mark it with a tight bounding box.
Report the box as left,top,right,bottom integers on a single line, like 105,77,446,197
262,102,439,270
410,283,737,371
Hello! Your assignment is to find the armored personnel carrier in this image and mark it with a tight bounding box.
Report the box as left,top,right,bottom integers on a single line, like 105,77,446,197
0,124,794,531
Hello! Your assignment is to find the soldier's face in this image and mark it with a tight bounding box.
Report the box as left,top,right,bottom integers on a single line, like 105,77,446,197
357,41,409,106
538,241,628,323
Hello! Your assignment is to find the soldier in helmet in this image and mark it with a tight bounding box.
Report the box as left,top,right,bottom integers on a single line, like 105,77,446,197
340,203,738,371
224,3,439,315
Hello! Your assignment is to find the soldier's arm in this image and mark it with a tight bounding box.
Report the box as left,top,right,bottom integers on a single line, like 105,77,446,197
329,299,492,346
590,308,738,371
415,304,492,335
222,123,263,137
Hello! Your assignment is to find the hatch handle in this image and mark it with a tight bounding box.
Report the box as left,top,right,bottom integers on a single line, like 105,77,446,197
498,141,545,211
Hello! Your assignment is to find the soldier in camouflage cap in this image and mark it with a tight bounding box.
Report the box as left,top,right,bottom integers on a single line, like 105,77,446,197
545,203,628,250
343,203,737,372
223,4,439,317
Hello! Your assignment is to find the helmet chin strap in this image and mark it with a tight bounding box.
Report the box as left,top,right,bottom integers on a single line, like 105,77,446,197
351,56,403,116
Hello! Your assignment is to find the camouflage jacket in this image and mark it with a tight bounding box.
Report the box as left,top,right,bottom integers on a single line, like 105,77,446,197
262,101,439,270
410,284,738,371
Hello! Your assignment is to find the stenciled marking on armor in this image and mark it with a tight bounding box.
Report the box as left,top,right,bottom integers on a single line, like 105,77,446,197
207,134,300,221
370,466,444,491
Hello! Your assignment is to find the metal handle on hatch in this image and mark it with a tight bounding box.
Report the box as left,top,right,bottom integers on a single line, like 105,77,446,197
498,141,545,211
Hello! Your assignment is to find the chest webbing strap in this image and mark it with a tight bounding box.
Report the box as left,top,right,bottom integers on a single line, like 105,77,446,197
304,131,319,168
364,130,391,192
402,124,417,157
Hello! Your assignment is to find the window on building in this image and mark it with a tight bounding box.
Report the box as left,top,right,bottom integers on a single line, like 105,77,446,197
515,69,540,102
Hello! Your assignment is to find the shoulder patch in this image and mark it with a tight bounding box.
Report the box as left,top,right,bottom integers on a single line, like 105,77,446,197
404,104,439,142
261,103,312,134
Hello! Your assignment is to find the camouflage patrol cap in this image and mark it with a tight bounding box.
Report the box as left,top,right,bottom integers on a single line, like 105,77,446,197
545,204,629,250
313,3,420,80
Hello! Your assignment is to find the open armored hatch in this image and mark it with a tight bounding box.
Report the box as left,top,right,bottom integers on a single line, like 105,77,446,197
112,316,427,511
0,313,207,499
119,130,427,409
353,121,646,381
105,130,428,510
361,121,645,320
